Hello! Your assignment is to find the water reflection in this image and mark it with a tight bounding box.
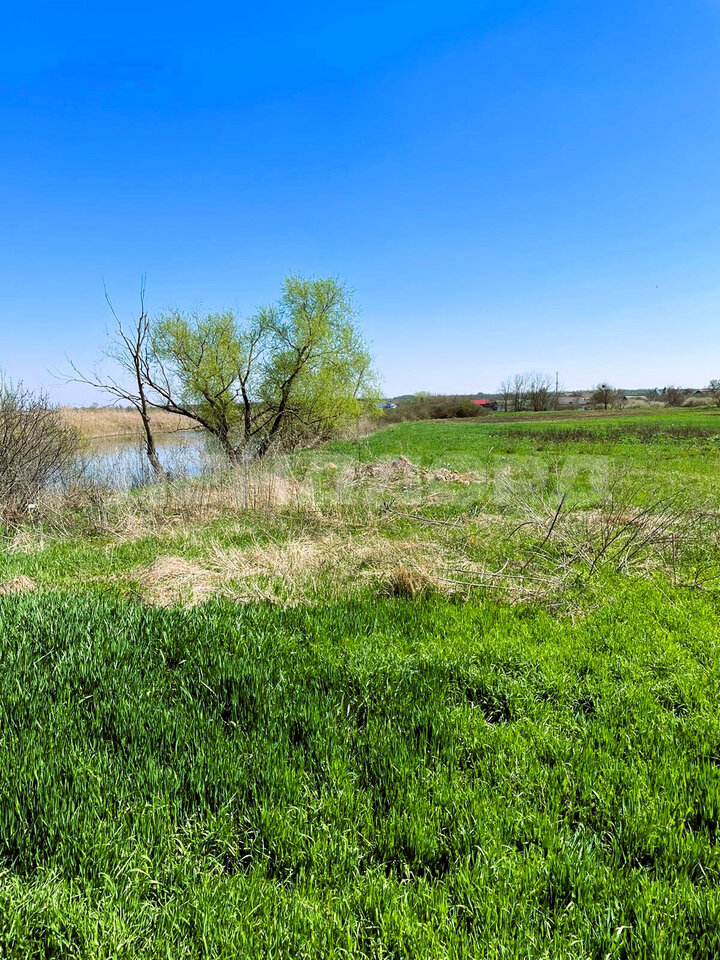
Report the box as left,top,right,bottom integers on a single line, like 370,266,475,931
82,431,216,488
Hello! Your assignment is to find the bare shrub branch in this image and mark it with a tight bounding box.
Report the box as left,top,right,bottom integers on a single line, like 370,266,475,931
0,380,80,523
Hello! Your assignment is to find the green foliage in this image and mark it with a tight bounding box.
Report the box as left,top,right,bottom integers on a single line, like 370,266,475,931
382,395,491,423
151,276,380,459
258,276,381,445
153,309,245,438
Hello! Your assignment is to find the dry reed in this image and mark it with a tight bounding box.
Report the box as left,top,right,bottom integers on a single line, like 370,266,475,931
61,406,197,439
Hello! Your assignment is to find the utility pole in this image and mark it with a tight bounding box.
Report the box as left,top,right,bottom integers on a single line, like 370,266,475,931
555,371,559,410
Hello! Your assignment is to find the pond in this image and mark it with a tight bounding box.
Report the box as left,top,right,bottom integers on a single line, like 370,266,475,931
81,430,218,488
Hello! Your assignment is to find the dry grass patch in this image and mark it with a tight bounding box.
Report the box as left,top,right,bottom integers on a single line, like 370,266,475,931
3,529,47,555
133,533,450,606
349,456,480,487
381,562,439,598
30,467,309,544
145,472,306,524
0,576,37,596
133,557,223,607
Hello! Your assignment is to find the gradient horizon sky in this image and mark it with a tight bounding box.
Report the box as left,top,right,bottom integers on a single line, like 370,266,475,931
2,0,720,403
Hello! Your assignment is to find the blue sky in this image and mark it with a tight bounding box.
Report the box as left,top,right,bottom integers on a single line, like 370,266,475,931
2,0,720,401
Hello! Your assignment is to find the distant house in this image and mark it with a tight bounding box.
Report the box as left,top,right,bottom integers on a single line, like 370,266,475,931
472,399,498,411
557,393,588,410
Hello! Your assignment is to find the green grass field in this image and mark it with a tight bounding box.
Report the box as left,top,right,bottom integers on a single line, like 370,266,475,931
2,409,720,957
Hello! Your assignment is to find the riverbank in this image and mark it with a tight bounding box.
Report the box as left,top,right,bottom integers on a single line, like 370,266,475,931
61,406,198,440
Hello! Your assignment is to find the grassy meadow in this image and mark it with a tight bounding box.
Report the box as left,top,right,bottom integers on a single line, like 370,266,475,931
2,408,720,956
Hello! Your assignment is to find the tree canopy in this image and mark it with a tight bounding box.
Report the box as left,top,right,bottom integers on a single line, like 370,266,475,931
145,275,380,461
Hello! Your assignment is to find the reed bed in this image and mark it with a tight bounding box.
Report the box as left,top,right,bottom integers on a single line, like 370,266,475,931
61,406,197,439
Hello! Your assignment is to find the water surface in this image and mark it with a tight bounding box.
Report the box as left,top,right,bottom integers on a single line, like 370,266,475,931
83,430,215,488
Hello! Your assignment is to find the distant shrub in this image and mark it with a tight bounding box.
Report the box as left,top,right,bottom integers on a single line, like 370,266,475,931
382,396,492,423
588,383,621,410
662,386,689,408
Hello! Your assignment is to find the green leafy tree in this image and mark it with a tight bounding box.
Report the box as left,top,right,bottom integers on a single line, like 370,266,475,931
145,276,380,461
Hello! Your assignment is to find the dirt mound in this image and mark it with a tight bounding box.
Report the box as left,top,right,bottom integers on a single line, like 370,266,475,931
354,455,420,482
353,456,479,486
431,467,476,485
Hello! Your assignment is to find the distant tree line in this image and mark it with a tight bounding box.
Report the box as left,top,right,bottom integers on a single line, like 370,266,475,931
382,394,491,423
589,383,720,409
496,372,557,412
494,377,720,412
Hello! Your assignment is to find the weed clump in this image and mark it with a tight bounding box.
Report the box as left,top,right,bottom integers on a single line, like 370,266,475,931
381,562,437,598
0,575,36,595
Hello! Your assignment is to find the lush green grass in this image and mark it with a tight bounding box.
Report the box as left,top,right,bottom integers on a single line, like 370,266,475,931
332,409,720,506
338,408,720,466
3,409,720,956
2,588,720,957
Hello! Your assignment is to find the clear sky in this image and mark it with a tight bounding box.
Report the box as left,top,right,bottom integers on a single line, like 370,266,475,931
2,0,720,402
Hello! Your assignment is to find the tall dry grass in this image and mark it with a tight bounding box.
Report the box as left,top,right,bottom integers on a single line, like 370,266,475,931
133,534,444,606
61,406,198,439
17,457,308,542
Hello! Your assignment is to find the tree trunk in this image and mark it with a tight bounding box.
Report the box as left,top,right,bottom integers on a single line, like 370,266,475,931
141,410,164,478
214,426,241,465
134,348,165,479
